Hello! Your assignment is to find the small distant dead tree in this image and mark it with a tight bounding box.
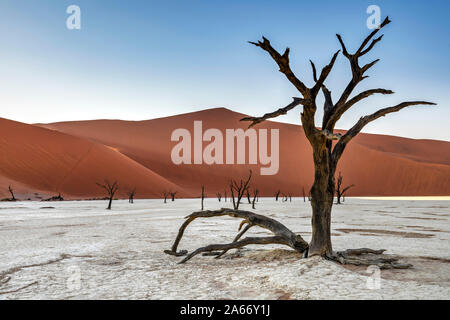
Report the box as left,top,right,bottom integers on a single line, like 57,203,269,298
166,17,429,268
163,191,169,203
229,170,252,210
200,186,206,210
42,193,64,201
96,180,118,210
127,188,136,204
216,193,222,202
252,189,259,209
170,191,177,202
302,187,306,202
8,185,17,201
336,172,355,204
288,194,292,202
274,190,281,201
224,190,227,202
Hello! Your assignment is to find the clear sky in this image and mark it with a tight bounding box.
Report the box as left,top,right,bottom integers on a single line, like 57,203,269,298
0,0,449,140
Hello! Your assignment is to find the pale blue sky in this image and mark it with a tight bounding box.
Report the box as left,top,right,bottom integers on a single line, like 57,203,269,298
0,0,448,140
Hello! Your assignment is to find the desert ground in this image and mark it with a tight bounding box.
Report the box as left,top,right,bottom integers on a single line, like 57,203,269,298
0,197,449,299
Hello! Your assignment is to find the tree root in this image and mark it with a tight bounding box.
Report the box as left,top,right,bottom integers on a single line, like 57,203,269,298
164,208,309,263
327,248,413,269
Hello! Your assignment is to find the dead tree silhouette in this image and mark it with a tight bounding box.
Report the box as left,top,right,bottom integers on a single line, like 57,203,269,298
8,185,17,201
200,186,206,210
229,170,252,210
163,191,169,204
335,172,355,204
127,188,136,204
96,180,118,210
274,190,281,201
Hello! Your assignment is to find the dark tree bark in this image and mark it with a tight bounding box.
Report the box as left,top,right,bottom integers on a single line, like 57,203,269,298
274,190,281,201
335,172,355,204
252,189,259,209
164,208,309,263
246,189,251,204
302,187,306,202
8,185,16,201
200,186,205,210
241,17,434,261
170,191,177,202
127,188,136,204
96,180,118,210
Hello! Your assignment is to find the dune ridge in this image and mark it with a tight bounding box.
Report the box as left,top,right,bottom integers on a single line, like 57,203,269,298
1,107,448,199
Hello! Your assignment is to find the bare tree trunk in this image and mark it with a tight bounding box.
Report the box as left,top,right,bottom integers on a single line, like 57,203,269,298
107,197,113,210
201,186,205,210
8,185,16,201
275,190,281,201
246,189,251,204
308,150,335,257
252,189,259,209
302,187,306,202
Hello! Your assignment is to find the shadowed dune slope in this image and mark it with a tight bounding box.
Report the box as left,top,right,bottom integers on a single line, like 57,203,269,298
0,118,187,199
37,107,450,197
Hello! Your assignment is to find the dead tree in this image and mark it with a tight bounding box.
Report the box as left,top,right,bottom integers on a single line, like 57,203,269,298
224,190,227,202
96,180,118,210
163,191,169,204
335,172,355,204
288,194,292,202
166,17,430,268
229,170,252,210
200,186,206,210
252,189,259,209
302,187,306,202
216,193,222,202
8,185,16,201
274,190,281,201
42,193,64,201
127,188,136,204
170,191,177,202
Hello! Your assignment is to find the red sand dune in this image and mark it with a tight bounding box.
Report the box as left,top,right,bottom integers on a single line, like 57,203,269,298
25,107,450,198
0,118,187,200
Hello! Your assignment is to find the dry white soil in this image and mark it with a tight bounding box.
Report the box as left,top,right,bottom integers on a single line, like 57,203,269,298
0,198,449,299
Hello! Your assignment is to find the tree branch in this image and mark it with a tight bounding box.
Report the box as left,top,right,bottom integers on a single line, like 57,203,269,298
327,88,394,129
311,50,340,96
240,97,308,128
249,37,310,97
327,17,391,131
332,101,436,163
